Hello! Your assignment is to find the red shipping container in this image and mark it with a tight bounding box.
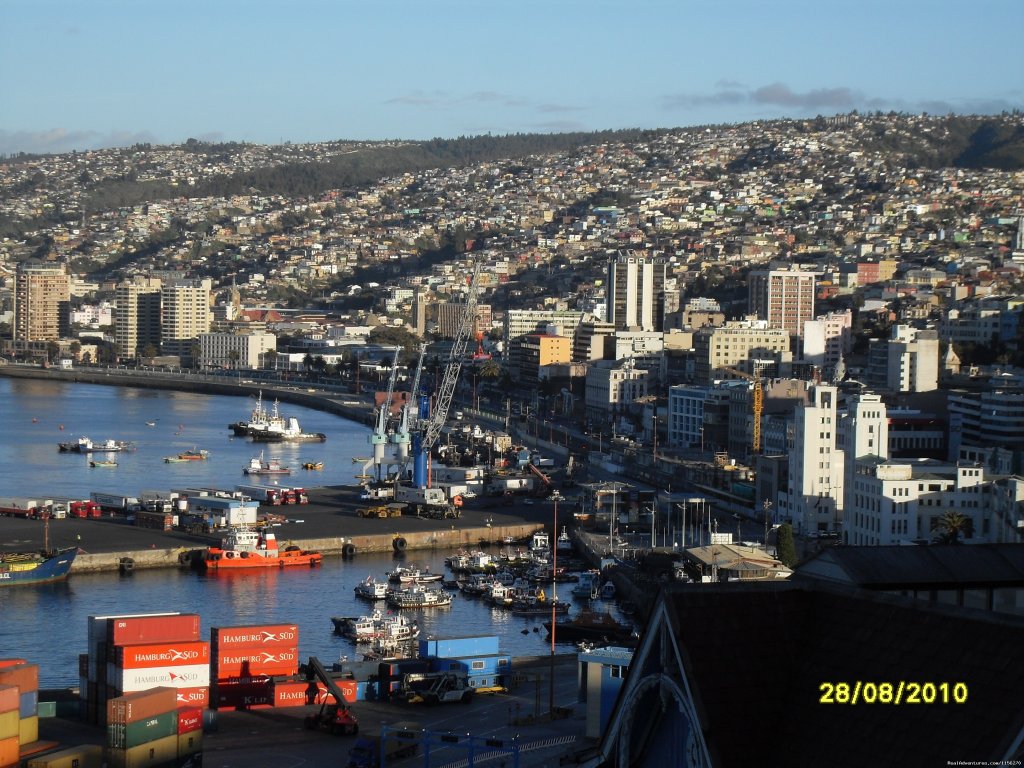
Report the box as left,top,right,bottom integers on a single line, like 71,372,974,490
106,687,178,725
213,646,299,679
108,614,201,645
0,686,16,715
177,707,203,734
212,680,272,710
311,679,357,705
0,664,37,694
211,624,298,650
0,660,26,670
174,687,209,709
272,681,311,707
115,641,210,669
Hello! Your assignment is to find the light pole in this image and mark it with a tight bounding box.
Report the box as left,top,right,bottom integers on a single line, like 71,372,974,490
763,500,773,550
549,497,558,718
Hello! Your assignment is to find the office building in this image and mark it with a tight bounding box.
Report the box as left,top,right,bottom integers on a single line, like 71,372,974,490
866,325,939,393
748,267,818,337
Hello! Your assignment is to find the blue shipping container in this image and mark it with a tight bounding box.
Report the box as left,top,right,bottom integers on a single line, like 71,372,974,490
19,689,38,718
418,635,500,659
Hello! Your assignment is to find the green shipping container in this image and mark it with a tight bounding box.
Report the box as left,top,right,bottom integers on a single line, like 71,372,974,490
107,710,177,749
105,734,178,768
27,744,104,768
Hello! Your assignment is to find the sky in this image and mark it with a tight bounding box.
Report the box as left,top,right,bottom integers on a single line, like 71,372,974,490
2,0,1023,156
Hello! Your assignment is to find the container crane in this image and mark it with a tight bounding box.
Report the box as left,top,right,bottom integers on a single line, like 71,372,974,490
390,344,426,479
366,349,400,482
409,262,482,489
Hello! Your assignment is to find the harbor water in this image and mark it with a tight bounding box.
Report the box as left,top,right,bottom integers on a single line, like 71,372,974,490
0,378,622,687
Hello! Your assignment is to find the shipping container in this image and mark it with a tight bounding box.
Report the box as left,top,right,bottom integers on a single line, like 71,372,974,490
177,729,203,757
0,710,18,741
0,660,27,670
0,664,38,693
108,615,201,646
26,744,104,768
210,624,298,650
176,708,202,735
211,682,272,710
0,687,16,715
114,665,210,694
134,511,175,531
36,701,56,719
0,736,19,768
105,733,177,768
107,711,177,749
271,681,309,708
212,647,298,679
173,688,209,710
115,642,210,670
19,713,38,744
107,688,178,725
19,690,38,718
418,635,501,659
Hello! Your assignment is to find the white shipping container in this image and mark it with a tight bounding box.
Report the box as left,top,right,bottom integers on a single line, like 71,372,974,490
110,664,210,693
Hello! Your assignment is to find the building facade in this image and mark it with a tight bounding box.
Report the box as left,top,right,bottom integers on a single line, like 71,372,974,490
692,319,791,386
606,252,667,332
115,276,163,359
747,267,818,337
782,385,845,536
198,331,277,369
160,279,212,364
14,260,71,342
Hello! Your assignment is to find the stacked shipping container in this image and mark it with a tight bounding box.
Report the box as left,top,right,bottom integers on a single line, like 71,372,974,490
0,659,41,767
209,624,302,710
105,687,201,768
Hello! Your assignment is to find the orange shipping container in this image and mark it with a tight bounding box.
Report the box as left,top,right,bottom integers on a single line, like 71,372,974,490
211,624,298,650
114,641,210,670
311,679,357,705
213,646,299,679
0,687,17,715
272,681,309,707
106,687,177,725
107,615,201,646
0,661,27,670
0,736,19,768
0,665,37,694
174,687,209,709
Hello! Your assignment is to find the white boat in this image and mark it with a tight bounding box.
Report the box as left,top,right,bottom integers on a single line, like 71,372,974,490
556,527,574,554
354,576,388,600
243,451,290,476
250,416,327,443
386,585,454,609
331,610,420,642
572,570,601,599
387,565,443,585
229,392,288,436
599,581,616,599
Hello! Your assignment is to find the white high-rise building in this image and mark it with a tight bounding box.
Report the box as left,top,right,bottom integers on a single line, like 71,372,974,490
606,252,666,332
160,279,212,364
802,310,852,378
783,385,845,536
840,393,889,525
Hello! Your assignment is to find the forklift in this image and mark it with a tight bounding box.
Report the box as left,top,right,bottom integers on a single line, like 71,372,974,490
300,656,360,735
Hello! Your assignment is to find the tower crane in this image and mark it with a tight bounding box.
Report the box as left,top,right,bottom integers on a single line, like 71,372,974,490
720,364,764,455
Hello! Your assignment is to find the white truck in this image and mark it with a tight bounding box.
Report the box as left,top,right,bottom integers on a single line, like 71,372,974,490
89,492,141,514
393,485,459,519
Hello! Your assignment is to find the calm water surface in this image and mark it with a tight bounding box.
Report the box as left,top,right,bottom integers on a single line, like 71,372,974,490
0,379,618,686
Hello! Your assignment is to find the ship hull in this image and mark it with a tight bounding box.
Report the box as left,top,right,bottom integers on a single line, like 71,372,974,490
0,548,78,587
203,550,321,570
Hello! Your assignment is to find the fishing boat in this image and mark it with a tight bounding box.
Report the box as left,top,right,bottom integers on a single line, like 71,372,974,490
178,448,209,461
89,459,117,468
354,575,389,600
200,528,321,570
331,611,419,643
58,436,134,453
543,609,634,643
302,461,324,470
1,547,78,587
572,571,601,600
250,416,327,443
556,527,574,554
387,565,443,585
511,597,571,617
163,455,190,463
243,452,290,476
385,585,453,609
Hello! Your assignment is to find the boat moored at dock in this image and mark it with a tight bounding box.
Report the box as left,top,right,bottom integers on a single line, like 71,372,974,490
200,528,321,570
0,546,78,586
386,585,453,609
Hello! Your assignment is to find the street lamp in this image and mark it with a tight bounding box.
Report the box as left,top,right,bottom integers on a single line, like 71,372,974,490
549,497,558,717
763,500,773,550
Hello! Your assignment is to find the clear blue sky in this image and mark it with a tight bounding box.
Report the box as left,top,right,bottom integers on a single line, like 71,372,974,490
3,0,1022,155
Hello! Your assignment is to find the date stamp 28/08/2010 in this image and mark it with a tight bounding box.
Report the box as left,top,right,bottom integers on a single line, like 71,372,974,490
819,681,968,705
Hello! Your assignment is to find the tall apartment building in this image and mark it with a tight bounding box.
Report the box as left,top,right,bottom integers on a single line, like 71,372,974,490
692,319,791,385
802,309,852,377
115,276,163,359
606,252,667,332
508,333,572,381
839,392,890,519
747,267,818,337
866,325,939,393
783,385,845,536
411,290,426,336
436,301,491,339
198,331,277,369
503,310,585,346
584,359,649,422
160,279,212,364
14,260,71,342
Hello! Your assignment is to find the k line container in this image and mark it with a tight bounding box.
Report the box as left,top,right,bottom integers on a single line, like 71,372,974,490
177,708,202,734
113,664,210,694
107,688,178,725
104,733,178,768
26,744,104,768
210,624,299,650
114,641,210,670
107,711,177,749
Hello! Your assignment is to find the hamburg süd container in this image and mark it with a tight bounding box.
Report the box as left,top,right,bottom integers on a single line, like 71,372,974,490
210,624,299,650
212,646,299,679
114,641,210,670
112,664,210,694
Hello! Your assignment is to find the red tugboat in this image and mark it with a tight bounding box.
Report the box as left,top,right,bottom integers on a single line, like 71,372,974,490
202,528,321,570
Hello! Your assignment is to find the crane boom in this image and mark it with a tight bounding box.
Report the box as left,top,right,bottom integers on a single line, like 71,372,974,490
421,262,481,452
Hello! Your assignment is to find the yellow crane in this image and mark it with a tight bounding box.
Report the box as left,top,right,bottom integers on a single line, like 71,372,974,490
720,366,763,455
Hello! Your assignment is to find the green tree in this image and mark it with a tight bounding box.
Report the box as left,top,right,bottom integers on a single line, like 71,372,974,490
931,511,971,544
45,341,60,362
775,524,797,568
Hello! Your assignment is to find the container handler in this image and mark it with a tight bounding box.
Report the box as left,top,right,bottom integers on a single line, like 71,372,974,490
300,656,359,735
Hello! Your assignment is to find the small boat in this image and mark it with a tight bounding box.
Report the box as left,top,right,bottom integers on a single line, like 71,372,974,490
387,565,443,585
145,420,157,427
178,449,209,461
302,461,324,471
163,456,190,464
200,528,321,570
89,459,117,468
386,585,453,609
572,571,601,600
331,611,419,643
599,581,616,599
354,575,389,600
59,436,134,453
243,452,290,476
250,416,327,443
229,391,287,437
511,598,571,617
543,609,634,643
1,547,78,587
556,527,574,554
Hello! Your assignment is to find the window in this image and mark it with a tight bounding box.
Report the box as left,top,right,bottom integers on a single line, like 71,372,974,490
472,660,485,671
610,664,628,679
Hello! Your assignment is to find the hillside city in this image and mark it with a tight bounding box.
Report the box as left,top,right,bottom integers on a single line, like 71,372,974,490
3,112,1024,552
4,111,1024,766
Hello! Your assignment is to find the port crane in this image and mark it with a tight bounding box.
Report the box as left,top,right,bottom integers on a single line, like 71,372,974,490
389,343,426,479
366,349,400,482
